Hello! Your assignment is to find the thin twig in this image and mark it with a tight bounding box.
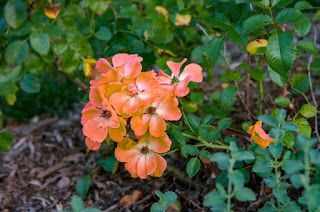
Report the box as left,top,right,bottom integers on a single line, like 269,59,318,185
307,27,320,143
196,23,211,40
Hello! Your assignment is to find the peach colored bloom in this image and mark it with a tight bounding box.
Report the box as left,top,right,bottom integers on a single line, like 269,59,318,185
131,93,181,137
109,70,161,115
95,53,143,80
115,133,171,179
157,58,203,97
247,121,274,149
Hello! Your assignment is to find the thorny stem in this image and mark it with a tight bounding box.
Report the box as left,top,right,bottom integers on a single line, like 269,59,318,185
161,148,179,156
307,27,320,143
181,132,230,150
257,55,264,116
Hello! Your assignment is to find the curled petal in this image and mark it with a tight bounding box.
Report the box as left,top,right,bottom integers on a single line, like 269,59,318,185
156,96,182,121
156,70,172,85
85,137,101,151
115,137,140,162
136,154,157,179
124,58,142,79
136,70,157,91
124,155,140,178
174,76,192,97
109,91,131,115
167,58,187,77
139,133,171,153
109,117,127,142
139,89,162,105
89,88,108,108
83,119,108,143
149,115,166,137
131,114,151,136
152,153,167,177
81,102,100,126
123,97,143,115
179,63,203,82
96,58,113,74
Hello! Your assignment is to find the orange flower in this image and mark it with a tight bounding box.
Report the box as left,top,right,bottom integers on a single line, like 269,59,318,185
247,121,274,149
157,58,203,97
131,93,181,137
109,70,161,115
115,133,171,179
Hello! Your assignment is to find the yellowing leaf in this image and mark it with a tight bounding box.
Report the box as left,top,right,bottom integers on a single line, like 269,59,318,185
155,6,169,21
246,39,268,55
175,14,191,26
83,58,97,79
221,83,229,89
44,3,61,19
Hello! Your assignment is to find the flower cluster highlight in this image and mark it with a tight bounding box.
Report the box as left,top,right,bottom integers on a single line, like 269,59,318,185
81,53,203,179
247,121,274,149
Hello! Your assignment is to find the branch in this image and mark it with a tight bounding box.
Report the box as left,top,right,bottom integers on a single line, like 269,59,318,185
307,27,320,143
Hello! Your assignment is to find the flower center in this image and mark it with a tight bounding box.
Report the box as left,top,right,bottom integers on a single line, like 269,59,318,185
171,76,180,84
146,106,156,115
100,109,112,119
140,146,150,155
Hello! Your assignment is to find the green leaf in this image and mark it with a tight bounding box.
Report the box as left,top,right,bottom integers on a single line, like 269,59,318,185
236,151,255,161
71,195,84,211
88,0,110,14
150,202,166,212
258,115,277,128
24,53,45,75
229,170,245,190
30,30,50,55
200,149,211,159
181,145,199,158
275,97,291,107
186,113,200,129
282,160,304,174
5,40,29,65
218,117,232,130
243,15,273,33
190,92,204,105
266,33,295,79
95,27,112,40
101,157,118,172
211,152,230,170
269,143,283,158
220,85,237,109
76,176,91,199
267,66,288,87
20,74,40,93
281,122,300,132
164,191,177,205
253,160,273,174
204,36,225,66
220,70,241,82
0,131,14,152
295,1,313,10
4,0,27,29
172,129,186,145
310,150,320,165
293,118,311,138
186,158,201,178
203,191,226,207
155,190,167,205
199,125,220,142
297,40,319,56
299,104,317,118
275,9,311,37
273,188,288,204
182,101,197,113
250,68,265,81
235,188,256,201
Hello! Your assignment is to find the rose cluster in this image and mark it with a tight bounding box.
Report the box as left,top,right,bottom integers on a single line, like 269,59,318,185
81,53,203,179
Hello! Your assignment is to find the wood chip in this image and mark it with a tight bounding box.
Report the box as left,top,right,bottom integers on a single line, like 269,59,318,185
38,163,66,178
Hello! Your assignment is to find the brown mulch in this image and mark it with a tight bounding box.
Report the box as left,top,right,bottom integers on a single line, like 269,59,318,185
0,111,218,212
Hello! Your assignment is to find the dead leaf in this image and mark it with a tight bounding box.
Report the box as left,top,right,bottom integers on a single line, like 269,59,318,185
44,3,61,19
118,190,143,208
175,14,191,26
